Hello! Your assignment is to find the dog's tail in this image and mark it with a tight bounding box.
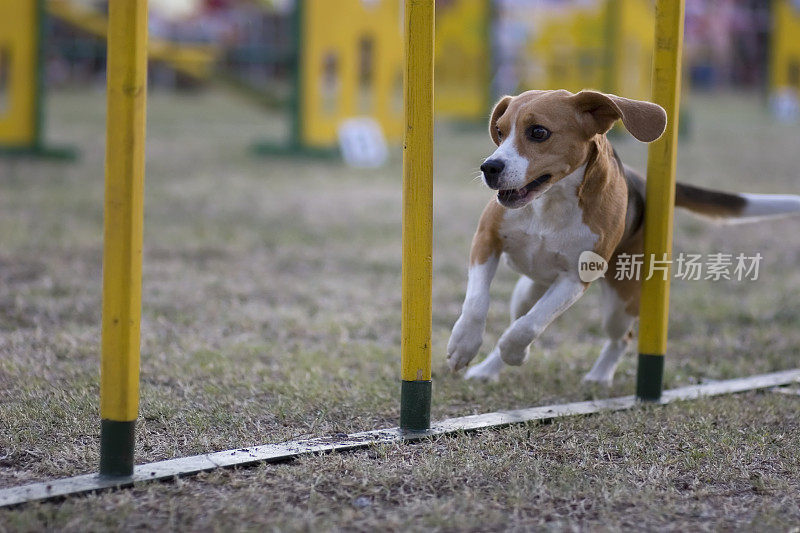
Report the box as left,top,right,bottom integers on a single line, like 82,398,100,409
675,182,800,223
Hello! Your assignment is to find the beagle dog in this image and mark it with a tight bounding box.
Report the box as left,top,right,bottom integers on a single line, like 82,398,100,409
447,89,800,385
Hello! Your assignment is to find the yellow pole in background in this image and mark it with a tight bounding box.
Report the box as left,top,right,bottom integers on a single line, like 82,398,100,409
0,0,76,159
637,0,684,401
400,0,434,430
99,0,148,476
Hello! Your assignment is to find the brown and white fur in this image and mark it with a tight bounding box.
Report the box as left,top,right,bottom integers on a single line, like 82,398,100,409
447,89,800,385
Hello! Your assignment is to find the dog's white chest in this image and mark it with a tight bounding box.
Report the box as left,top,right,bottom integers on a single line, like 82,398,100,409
498,169,597,283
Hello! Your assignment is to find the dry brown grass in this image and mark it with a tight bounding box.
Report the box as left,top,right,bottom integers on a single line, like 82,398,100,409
0,89,799,531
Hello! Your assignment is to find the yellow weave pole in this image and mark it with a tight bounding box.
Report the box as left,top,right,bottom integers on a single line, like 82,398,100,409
400,0,434,431
636,0,684,401
99,0,148,476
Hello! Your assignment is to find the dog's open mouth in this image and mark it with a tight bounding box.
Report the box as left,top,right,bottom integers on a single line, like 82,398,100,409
497,174,552,207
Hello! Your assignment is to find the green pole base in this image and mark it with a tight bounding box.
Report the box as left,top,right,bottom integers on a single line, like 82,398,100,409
400,380,431,431
636,353,665,402
100,419,136,477
0,144,79,161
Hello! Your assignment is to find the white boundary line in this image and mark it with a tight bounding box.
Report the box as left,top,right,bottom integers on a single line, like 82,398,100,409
2,368,799,508
769,386,800,396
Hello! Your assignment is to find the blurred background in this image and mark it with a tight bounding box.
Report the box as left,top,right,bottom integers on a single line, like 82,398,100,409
3,0,799,161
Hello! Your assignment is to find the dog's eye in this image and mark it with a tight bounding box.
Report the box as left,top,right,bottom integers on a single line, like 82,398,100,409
496,127,503,140
527,125,551,142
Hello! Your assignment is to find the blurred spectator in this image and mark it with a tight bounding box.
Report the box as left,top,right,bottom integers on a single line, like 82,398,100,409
685,0,771,90
44,0,776,95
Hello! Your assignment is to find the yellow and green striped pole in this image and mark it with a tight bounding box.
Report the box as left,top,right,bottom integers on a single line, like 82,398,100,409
99,0,148,476
400,0,434,431
637,0,685,401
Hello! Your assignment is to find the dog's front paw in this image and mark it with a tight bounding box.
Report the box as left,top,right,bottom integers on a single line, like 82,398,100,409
497,324,535,366
464,367,501,382
464,354,502,382
446,315,484,372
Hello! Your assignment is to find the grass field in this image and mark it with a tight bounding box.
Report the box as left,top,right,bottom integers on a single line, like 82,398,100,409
1,89,799,531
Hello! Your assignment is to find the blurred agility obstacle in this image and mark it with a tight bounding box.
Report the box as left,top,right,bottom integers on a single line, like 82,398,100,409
494,0,654,100
46,0,220,80
435,0,492,121
0,0,76,159
253,0,403,157
253,0,492,158
770,0,800,120
0,0,219,160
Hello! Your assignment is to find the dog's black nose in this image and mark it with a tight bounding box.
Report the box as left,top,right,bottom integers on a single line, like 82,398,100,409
480,159,505,189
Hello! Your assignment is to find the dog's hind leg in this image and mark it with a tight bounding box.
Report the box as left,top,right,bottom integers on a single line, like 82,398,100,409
582,280,637,386
465,276,545,381
509,276,547,321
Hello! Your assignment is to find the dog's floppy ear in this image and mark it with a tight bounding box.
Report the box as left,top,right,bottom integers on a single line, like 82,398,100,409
572,90,667,143
489,95,513,146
